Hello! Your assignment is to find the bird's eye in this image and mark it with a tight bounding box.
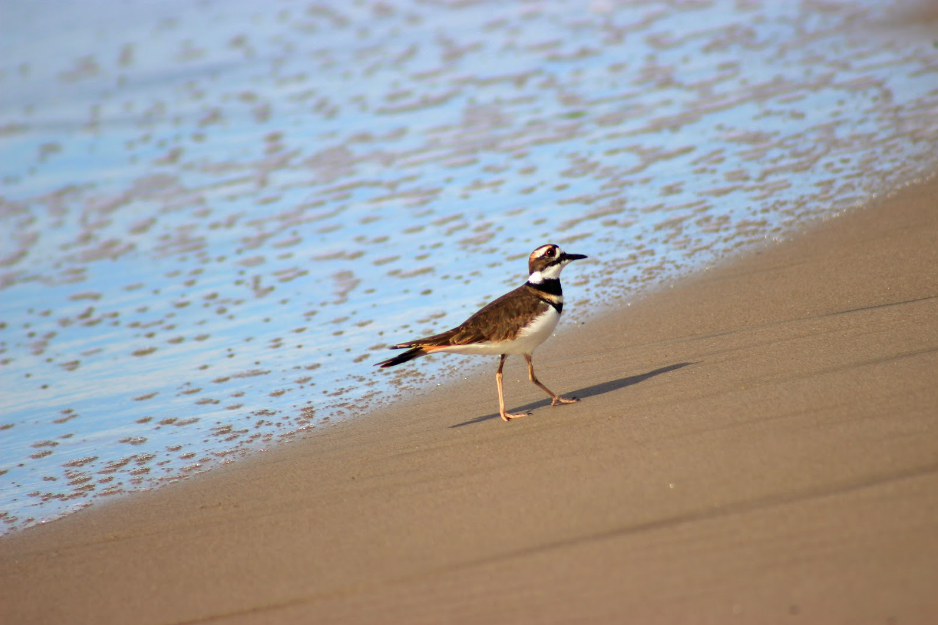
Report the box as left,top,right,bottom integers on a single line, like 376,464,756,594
545,248,554,256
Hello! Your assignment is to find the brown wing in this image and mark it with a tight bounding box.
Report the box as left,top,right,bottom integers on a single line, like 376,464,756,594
392,284,550,348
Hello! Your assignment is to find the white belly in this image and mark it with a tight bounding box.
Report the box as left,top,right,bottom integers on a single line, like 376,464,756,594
508,306,561,353
434,307,561,356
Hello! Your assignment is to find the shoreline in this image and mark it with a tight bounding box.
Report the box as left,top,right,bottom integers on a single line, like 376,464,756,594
2,175,937,624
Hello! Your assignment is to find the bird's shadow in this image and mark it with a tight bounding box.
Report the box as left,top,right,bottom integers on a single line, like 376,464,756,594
449,361,696,428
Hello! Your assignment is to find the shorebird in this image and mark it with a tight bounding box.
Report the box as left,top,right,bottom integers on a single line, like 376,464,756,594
376,243,587,421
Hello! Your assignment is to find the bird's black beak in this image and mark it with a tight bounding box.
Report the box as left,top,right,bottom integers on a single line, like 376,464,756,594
562,252,587,262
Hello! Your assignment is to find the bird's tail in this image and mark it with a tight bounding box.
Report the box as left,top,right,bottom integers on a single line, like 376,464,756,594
375,346,427,368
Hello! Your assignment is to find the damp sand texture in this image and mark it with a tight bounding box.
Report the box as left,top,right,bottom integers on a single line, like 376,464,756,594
3,0,938,537
2,160,937,625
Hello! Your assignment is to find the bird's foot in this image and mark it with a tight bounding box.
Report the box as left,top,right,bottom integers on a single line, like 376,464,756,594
550,396,579,406
501,411,530,421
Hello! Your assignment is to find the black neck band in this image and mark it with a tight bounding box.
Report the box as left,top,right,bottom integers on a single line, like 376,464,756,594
527,278,562,297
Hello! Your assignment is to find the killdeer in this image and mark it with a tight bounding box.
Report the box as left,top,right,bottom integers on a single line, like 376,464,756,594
376,243,587,421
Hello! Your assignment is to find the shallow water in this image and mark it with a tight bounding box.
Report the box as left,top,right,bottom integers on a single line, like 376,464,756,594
1,0,937,534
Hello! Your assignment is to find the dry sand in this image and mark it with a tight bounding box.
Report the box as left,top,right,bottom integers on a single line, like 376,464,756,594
2,175,937,624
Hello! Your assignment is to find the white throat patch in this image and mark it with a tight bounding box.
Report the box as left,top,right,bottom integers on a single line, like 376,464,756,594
538,262,565,281
528,270,544,284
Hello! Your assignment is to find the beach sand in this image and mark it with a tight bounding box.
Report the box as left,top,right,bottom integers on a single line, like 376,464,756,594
2,175,937,624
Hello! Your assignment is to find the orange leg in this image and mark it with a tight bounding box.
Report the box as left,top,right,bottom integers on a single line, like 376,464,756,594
496,354,529,421
525,354,578,406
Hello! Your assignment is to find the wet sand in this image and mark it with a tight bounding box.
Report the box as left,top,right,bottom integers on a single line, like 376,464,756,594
2,174,937,624
6,0,938,536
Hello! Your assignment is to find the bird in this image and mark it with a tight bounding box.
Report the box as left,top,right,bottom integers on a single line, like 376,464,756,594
376,243,587,421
